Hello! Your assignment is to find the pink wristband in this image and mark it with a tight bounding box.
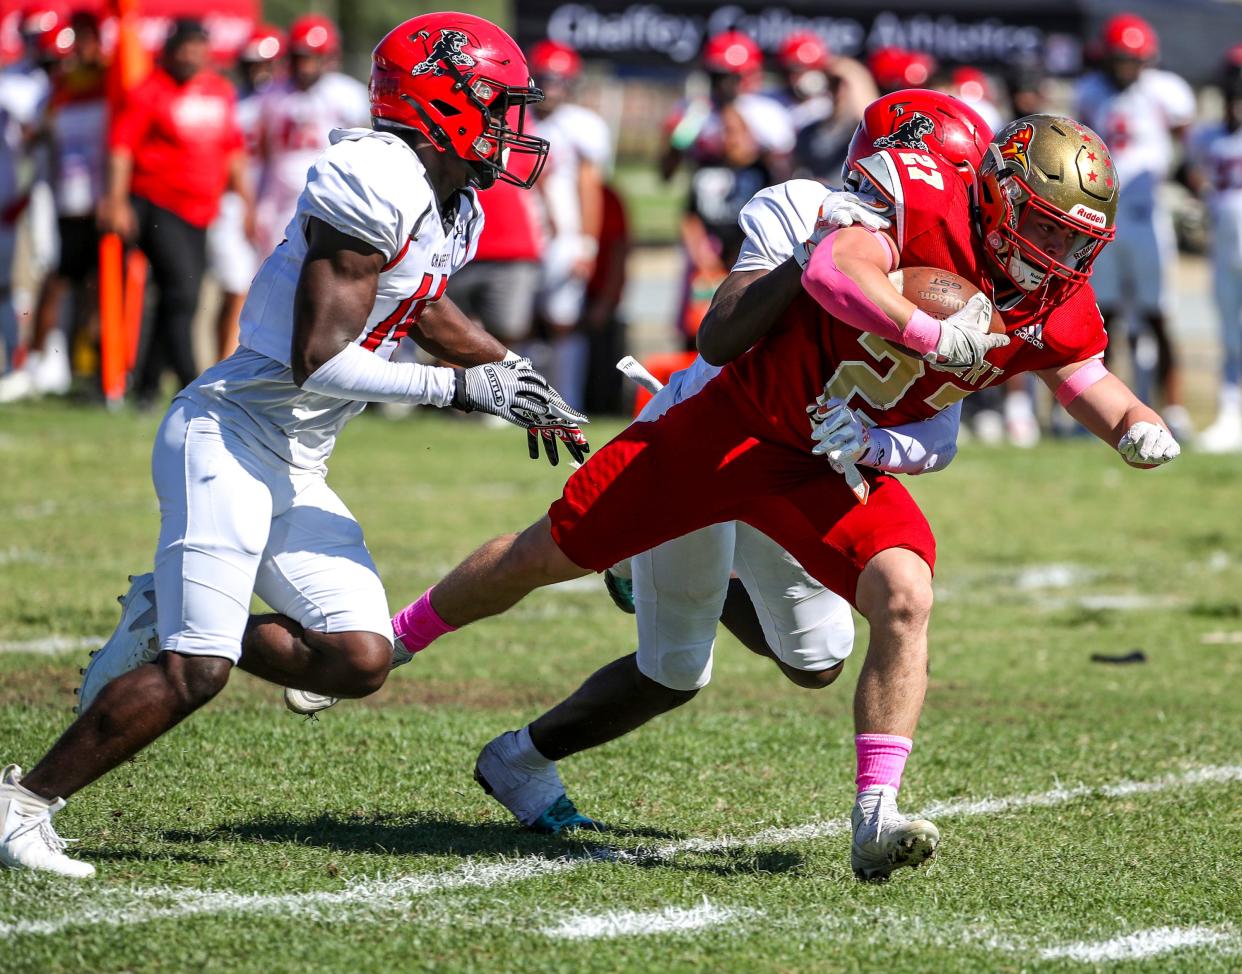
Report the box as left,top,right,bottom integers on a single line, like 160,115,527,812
901,309,943,358
1055,358,1108,406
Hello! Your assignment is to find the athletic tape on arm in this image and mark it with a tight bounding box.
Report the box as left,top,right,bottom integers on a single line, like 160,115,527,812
1055,358,1109,406
801,229,940,357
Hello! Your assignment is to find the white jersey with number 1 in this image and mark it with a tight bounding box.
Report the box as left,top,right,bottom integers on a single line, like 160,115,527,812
185,128,482,472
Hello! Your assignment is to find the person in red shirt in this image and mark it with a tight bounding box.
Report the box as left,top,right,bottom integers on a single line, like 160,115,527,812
388,114,1181,879
100,19,252,405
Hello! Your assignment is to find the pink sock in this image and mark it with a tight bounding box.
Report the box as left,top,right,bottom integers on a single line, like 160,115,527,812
855,733,913,793
391,588,457,653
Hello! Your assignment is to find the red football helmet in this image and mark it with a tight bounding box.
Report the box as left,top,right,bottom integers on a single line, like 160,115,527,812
529,39,581,80
845,89,993,186
240,24,285,64
289,14,339,58
868,47,936,92
702,30,762,76
369,14,548,190
1100,13,1158,61
778,31,830,73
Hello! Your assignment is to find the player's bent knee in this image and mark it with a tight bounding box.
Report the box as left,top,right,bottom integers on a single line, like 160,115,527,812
783,660,844,690
316,630,393,698
508,517,587,586
635,669,700,707
858,552,934,630
161,652,231,715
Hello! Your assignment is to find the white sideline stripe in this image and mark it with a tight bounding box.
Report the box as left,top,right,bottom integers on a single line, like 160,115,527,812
628,764,1242,858
2,764,1240,939
0,857,585,938
0,635,104,654
1038,925,1233,962
541,900,745,940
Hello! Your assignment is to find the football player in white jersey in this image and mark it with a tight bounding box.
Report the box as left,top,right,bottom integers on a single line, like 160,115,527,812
0,14,586,879
468,93,985,869
253,15,370,258
207,24,283,362
1191,47,1242,451
1075,14,1197,439
526,39,611,409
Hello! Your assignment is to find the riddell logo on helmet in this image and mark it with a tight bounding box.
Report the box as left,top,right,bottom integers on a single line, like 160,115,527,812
874,113,935,151
1069,203,1107,227
412,28,476,76
997,122,1034,173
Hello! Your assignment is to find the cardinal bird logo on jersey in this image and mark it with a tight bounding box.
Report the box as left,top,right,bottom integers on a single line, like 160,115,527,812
411,29,476,76
873,113,936,150
997,122,1035,174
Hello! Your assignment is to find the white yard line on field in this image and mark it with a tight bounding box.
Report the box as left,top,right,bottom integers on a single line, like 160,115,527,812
540,899,747,940
1,764,1239,940
1036,925,1235,963
0,635,104,654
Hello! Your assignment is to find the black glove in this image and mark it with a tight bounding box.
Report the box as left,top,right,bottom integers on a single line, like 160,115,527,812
527,423,591,466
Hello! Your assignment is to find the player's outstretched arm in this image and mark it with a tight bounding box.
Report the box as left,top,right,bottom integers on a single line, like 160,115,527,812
1037,361,1180,468
697,264,800,366
410,296,510,367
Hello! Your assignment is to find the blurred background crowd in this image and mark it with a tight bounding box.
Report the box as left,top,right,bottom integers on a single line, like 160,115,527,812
0,0,1240,450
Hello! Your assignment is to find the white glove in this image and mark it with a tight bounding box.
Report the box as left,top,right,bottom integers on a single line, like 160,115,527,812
924,292,1010,369
1117,422,1180,466
808,395,870,471
805,393,871,504
794,191,892,270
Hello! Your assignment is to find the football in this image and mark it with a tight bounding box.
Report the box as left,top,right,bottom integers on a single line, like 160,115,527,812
887,266,1006,333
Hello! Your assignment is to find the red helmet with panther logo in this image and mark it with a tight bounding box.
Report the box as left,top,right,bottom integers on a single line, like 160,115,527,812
845,89,993,186
369,13,549,190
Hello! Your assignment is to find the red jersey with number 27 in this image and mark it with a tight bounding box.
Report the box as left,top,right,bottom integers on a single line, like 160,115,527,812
719,150,1108,450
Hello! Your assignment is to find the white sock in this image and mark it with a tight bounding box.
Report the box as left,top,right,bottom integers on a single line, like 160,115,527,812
513,725,552,770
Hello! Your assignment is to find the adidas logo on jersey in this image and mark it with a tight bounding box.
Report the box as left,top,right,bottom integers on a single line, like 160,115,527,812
1014,323,1045,349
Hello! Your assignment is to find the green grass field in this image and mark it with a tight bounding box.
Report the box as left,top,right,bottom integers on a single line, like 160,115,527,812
1,400,1240,973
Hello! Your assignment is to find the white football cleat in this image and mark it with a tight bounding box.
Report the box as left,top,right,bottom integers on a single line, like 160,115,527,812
473,730,602,835
1198,409,1242,453
0,765,95,878
283,637,415,716
76,573,159,714
850,785,939,881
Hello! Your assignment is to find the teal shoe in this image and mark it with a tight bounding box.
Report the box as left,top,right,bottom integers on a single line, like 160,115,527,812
530,794,605,836
604,569,636,614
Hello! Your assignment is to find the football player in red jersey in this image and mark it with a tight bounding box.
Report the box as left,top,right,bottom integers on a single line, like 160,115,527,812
391,113,1179,880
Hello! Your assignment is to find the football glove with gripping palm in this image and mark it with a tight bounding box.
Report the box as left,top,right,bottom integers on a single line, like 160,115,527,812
453,359,589,466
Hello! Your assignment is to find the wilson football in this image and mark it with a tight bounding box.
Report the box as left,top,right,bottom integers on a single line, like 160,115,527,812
887,266,1006,333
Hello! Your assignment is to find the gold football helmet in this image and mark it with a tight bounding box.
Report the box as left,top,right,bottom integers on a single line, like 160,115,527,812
975,114,1117,313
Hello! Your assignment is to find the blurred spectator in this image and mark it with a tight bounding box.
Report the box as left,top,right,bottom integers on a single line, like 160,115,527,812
1189,46,1242,452
528,39,611,410
208,24,283,362
0,3,54,376
659,30,793,183
254,14,368,258
867,47,936,95
943,67,1003,132
0,11,105,403
446,177,542,346
681,103,772,339
1003,61,1051,121
582,183,630,414
1075,13,1196,440
101,19,249,406
790,53,878,182
774,32,834,134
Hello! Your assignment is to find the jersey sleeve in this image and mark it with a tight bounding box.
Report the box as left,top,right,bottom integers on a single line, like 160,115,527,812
299,137,426,260
1149,70,1196,129
732,179,829,271
108,80,154,152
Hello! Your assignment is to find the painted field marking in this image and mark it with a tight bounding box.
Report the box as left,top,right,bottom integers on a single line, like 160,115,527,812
540,899,747,941
0,635,104,655
1,764,1239,940
1037,925,1234,963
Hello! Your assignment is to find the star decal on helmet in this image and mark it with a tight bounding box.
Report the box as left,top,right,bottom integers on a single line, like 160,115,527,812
411,28,476,77
873,112,936,151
